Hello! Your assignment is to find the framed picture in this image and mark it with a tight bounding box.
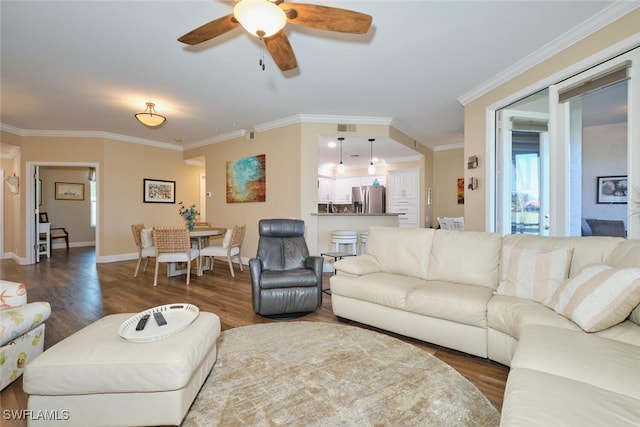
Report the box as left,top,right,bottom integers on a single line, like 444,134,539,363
143,179,176,203
226,154,266,203
55,182,84,200
457,178,464,204
597,175,627,204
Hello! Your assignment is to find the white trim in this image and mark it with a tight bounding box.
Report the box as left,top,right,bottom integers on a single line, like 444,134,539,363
459,2,640,106
433,143,464,152
25,161,100,265
0,145,20,159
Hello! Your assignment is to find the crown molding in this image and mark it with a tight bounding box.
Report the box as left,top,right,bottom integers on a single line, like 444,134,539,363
185,130,247,150
0,144,20,159
433,142,465,152
0,123,182,151
458,1,640,106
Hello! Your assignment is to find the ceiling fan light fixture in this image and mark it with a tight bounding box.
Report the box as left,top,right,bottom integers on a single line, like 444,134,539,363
234,0,287,38
135,102,166,127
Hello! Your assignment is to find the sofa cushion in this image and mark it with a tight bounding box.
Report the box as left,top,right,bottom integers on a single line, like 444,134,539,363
487,295,579,340
502,234,623,277
330,272,422,310
366,226,435,280
0,302,52,347
544,263,640,332
512,325,640,400
501,368,640,427
427,230,502,289
334,254,382,276
496,245,573,303
405,281,494,328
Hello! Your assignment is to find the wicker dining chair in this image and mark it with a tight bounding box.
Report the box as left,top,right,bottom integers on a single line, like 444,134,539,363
152,227,200,286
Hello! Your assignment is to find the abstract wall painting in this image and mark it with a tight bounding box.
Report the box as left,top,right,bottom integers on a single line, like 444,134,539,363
226,154,266,203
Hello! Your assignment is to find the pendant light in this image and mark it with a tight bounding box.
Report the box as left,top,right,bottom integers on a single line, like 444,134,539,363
135,102,166,127
368,138,376,175
337,137,345,174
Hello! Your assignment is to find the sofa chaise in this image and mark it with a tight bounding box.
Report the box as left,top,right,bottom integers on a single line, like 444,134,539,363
330,226,640,426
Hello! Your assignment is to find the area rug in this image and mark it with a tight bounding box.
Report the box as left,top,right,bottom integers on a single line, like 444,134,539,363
182,322,499,426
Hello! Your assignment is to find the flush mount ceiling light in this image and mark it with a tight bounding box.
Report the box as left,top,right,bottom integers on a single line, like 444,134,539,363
135,102,166,127
368,138,376,175
337,137,345,174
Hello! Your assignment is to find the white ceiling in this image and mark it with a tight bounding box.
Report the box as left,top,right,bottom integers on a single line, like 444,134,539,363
0,0,632,164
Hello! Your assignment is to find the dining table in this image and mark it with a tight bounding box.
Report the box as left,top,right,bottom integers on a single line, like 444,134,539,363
168,227,227,277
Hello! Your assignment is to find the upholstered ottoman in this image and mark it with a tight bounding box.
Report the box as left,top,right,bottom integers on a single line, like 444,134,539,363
23,312,221,427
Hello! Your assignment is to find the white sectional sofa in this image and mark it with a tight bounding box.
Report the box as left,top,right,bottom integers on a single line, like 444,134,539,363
330,226,640,426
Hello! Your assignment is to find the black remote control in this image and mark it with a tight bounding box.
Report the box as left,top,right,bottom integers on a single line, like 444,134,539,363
153,311,167,326
135,314,150,331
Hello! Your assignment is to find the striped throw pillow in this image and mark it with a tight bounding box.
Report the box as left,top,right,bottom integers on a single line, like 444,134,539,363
496,245,573,303
544,264,640,332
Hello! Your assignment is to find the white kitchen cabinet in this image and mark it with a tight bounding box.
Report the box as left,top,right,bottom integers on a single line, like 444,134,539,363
388,169,419,227
318,177,334,203
388,169,419,203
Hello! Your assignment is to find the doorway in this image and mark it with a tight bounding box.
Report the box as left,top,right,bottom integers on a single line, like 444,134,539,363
26,162,99,264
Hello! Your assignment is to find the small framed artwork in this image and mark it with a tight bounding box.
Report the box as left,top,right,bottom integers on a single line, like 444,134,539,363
55,182,84,200
597,175,627,204
457,178,464,204
143,179,176,203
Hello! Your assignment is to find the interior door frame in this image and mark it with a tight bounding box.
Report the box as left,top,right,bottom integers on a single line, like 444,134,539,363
25,161,100,265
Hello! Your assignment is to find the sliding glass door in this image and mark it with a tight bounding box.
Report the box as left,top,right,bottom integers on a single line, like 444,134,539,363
495,48,639,238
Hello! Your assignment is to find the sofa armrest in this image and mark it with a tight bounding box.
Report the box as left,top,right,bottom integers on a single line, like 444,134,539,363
0,302,52,347
334,254,382,276
0,280,28,308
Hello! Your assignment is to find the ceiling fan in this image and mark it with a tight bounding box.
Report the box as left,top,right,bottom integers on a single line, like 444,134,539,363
178,0,372,71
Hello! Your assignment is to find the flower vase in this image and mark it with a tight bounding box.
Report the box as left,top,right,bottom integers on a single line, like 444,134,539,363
188,218,195,231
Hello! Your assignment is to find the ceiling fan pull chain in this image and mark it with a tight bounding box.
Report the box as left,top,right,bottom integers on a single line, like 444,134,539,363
259,42,266,71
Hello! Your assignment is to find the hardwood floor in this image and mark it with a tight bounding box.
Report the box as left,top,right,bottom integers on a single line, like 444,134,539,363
0,247,509,425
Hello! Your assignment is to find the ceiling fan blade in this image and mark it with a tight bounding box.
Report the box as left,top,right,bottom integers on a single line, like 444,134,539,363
264,31,298,71
282,4,372,34
178,13,239,45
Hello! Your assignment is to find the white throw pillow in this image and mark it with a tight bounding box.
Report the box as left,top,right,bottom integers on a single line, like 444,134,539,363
544,263,640,332
222,229,232,249
141,228,154,249
496,245,573,303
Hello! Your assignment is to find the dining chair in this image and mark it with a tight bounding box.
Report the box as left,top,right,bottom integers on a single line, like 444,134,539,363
152,227,200,286
131,224,155,277
39,212,70,250
199,224,246,277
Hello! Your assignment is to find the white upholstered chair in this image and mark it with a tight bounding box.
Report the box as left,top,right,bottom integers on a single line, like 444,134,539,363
152,227,199,286
131,224,155,277
438,217,464,231
199,224,246,277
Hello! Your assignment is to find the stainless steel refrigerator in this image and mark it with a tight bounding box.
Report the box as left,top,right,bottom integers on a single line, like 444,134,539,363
352,185,385,213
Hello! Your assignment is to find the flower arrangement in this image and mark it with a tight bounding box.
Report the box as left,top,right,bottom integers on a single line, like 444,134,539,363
178,202,199,221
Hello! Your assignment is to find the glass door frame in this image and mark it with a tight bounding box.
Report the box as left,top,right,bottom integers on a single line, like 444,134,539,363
487,44,639,238
549,48,639,238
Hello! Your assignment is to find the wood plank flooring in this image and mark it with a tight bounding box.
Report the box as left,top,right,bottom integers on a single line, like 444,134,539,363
0,247,508,426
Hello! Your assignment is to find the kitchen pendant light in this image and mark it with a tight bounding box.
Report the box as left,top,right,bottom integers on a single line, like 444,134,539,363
135,102,166,127
337,137,345,174
368,138,376,175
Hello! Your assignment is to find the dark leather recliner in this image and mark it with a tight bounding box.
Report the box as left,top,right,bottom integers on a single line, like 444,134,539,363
249,219,323,316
